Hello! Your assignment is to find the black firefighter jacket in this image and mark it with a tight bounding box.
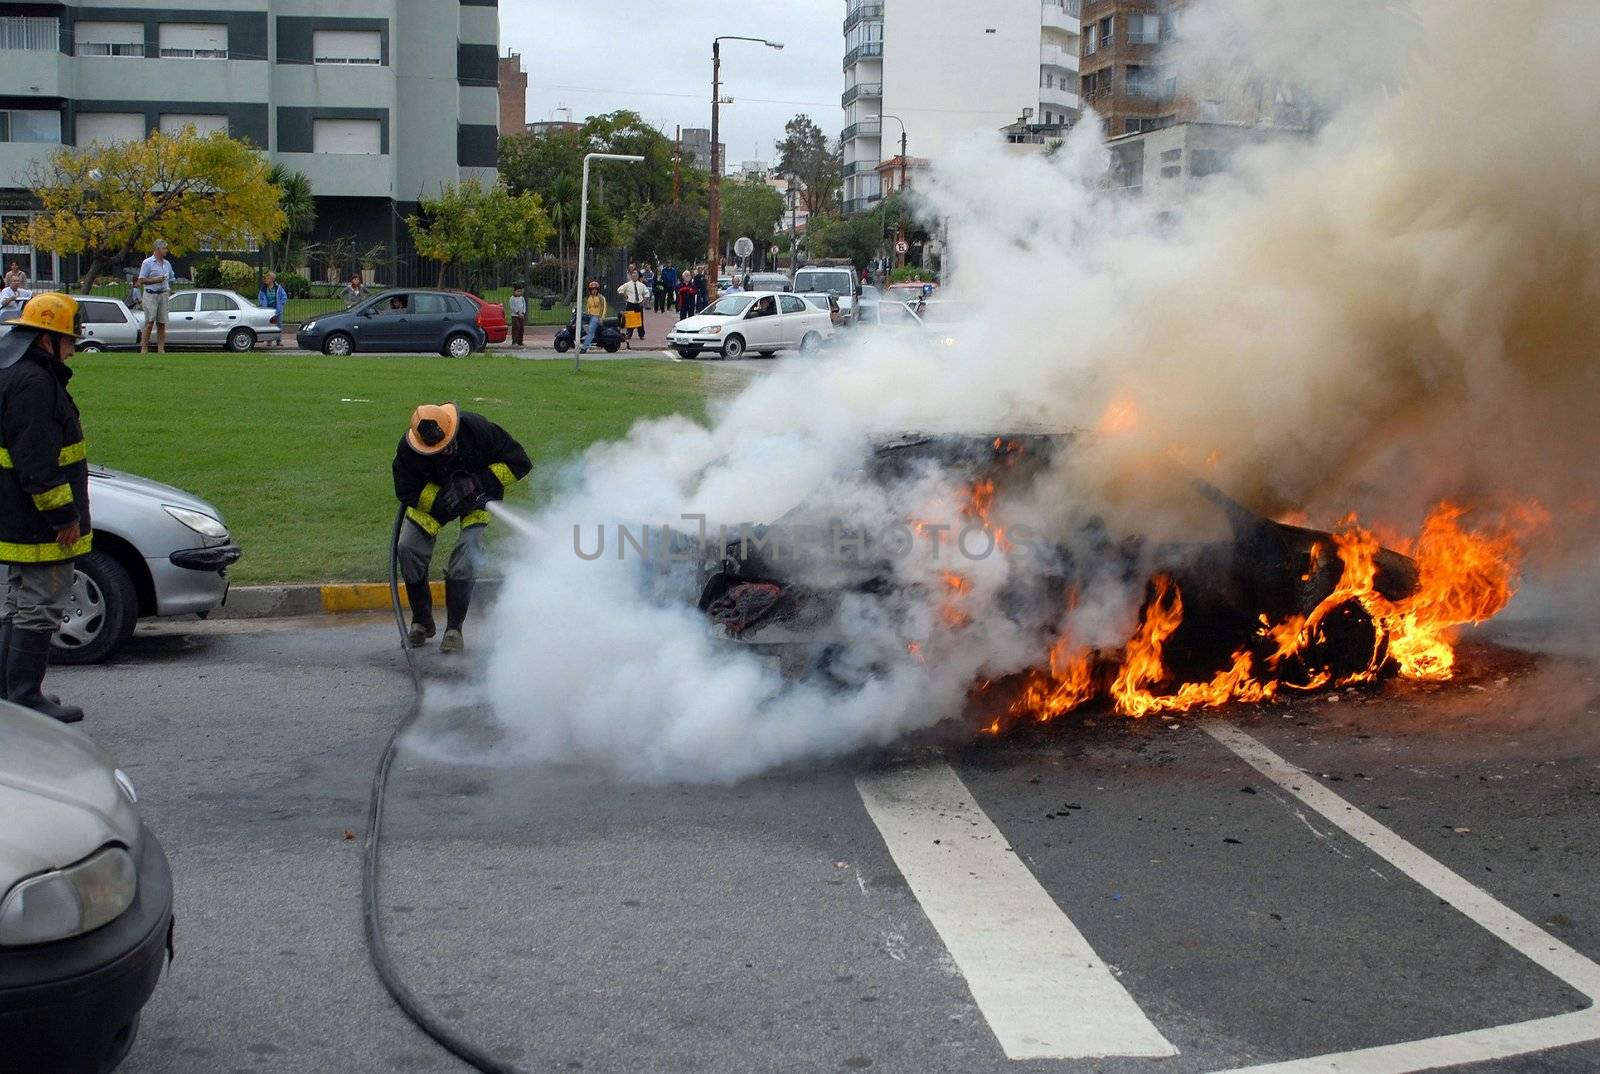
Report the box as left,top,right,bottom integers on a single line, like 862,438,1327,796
392,411,531,536
0,336,91,565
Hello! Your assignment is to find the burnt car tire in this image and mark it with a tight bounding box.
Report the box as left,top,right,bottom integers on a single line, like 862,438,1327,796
50,551,139,665
721,335,746,360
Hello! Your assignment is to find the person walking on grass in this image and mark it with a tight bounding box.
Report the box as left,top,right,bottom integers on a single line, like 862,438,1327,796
135,239,175,354
617,269,649,341
507,284,527,347
256,271,287,348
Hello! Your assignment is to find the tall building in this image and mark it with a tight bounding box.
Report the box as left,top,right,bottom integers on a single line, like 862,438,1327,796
679,127,724,173
841,0,1080,214
0,0,498,283
498,51,527,134
1078,0,1187,138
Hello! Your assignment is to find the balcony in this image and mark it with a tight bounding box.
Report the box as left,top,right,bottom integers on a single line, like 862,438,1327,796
0,16,61,52
1039,81,1080,112
841,116,882,142
842,40,883,70
1040,42,1077,71
1042,0,1081,31
841,81,882,108
843,2,884,34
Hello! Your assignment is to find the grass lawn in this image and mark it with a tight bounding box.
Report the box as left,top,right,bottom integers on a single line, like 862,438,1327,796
69,353,748,584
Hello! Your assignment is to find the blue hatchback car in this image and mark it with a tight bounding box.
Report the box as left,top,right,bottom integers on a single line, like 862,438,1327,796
296,289,486,357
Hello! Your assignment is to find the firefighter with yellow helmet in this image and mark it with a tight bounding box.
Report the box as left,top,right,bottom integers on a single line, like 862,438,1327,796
392,403,530,652
0,292,90,723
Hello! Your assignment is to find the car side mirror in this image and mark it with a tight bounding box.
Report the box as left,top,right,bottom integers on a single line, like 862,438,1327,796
361,306,375,317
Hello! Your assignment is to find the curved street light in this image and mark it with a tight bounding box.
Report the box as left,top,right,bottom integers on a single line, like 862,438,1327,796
574,151,644,372
707,35,783,300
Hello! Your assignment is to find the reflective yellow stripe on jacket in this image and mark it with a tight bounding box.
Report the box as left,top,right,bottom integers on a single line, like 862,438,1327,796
0,441,86,469
31,483,73,511
489,462,517,489
406,483,444,535
461,510,491,528
0,533,93,563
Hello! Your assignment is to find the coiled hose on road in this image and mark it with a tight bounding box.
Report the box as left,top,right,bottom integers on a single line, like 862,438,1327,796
361,505,525,1073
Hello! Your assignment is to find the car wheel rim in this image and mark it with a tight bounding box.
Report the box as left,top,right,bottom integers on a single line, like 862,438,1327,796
449,338,471,357
55,571,105,649
230,332,250,351
329,337,351,355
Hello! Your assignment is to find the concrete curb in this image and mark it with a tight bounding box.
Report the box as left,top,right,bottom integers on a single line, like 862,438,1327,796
215,581,502,620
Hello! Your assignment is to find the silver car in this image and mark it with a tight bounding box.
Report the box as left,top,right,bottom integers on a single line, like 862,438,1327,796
50,467,242,665
141,289,280,351
73,296,144,352
0,703,173,1073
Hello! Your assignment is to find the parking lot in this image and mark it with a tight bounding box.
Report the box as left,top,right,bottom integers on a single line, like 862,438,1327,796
62,617,1600,1073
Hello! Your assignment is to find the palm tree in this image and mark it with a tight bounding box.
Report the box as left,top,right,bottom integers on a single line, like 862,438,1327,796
267,164,317,272
545,174,580,289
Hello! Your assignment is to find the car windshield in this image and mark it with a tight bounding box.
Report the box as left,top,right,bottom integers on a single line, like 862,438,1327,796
794,271,852,296
702,295,754,317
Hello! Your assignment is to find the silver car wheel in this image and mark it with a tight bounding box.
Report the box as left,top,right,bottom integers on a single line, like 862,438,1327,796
56,570,107,650
446,334,473,358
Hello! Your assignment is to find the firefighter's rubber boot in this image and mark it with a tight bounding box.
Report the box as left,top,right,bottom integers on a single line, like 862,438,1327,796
405,580,436,647
6,628,83,724
441,578,472,654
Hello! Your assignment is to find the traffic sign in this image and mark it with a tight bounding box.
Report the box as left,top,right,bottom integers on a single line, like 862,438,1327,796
895,240,909,254
734,236,755,258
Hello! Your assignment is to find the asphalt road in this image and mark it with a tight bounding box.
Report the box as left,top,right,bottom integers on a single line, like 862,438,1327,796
53,615,1600,1074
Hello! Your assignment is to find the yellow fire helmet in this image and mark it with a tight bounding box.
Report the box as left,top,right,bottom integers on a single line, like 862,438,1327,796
407,402,460,455
12,292,80,338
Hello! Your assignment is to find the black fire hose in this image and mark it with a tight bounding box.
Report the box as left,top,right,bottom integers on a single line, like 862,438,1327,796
361,505,526,1074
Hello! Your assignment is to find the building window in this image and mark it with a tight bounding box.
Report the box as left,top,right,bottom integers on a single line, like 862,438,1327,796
1190,149,1227,177
1,15,60,51
160,114,228,136
77,112,146,145
0,110,61,144
75,21,142,57
313,29,382,65
1125,64,1160,98
312,118,382,154
158,23,228,59
1127,14,1160,45
1084,23,1097,53
1099,16,1114,48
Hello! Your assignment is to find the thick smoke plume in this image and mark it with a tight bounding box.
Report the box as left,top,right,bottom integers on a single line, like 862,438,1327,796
473,0,1600,780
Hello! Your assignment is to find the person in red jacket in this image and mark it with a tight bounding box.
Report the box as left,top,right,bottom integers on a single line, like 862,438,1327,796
677,275,698,319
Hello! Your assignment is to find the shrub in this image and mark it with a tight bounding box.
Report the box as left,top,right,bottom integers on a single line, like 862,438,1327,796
192,258,222,288
217,259,255,294
889,265,934,284
277,272,312,298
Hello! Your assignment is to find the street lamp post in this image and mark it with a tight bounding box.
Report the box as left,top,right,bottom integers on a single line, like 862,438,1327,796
707,34,783,302
574,151,644,372
879,113,909,269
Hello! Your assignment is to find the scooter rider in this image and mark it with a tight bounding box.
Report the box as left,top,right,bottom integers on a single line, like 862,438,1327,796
0,293,90,723
392,403,531,653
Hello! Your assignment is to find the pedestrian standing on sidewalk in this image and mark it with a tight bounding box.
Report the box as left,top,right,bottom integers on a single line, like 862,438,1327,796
256,271,287,347
617,269,649,341
642,264,659,313
693,266,708,313
676,274,697,319
507,284,527,347
661,262,679,310
341,274,367,307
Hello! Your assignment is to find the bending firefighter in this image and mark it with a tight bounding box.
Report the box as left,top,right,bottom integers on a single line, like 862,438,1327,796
393,403,530,653
0,293,90,723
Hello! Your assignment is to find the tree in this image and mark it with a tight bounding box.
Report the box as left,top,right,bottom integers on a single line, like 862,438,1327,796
266,163,316,272
718,176,784,267
499,127,586,199
807,212,886,271
633,203,709,265
406,178,554,287
775,116,843,218
28,129,286,290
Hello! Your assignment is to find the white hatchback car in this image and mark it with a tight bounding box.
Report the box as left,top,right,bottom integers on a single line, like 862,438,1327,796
666,291,834,360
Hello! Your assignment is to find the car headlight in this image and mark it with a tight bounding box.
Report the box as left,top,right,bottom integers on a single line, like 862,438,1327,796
0,845,138,946
704,326,722,335
301,320,317,333
164,505,229,539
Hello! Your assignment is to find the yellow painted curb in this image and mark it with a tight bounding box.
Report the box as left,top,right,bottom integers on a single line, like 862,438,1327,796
320,582,443,614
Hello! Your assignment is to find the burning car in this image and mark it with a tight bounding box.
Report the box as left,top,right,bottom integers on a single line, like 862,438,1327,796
687,432,1520,727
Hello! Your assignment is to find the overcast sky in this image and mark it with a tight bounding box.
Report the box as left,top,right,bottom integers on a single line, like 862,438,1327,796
503,1,845,168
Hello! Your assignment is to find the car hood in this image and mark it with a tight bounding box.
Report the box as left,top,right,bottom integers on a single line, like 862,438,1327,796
0,702,140,884
89,464,223,518
671,316,732,333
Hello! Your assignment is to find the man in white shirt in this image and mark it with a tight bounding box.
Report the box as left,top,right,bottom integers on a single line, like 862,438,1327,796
135,239,176,354
616,269,650,340
0,281,32,321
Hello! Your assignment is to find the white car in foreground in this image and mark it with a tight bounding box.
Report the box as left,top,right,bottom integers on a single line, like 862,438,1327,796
666,291,834,360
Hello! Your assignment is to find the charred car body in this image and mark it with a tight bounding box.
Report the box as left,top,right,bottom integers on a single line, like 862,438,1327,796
689,432,1419,694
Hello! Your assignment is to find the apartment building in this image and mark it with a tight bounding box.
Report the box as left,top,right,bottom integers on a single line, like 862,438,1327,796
498,50,526,134
679,127,724,173
1078,0,1191,138
0,0,498,283
841,0,1080,215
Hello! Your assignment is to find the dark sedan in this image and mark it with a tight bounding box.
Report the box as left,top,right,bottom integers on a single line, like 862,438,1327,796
296,290,486,357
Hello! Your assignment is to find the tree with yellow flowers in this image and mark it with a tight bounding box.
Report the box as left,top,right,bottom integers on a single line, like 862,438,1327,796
27,129,287,290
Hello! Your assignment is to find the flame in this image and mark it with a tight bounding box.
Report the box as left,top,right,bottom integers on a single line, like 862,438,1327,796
1097,397,1139,435
998,501,1535,727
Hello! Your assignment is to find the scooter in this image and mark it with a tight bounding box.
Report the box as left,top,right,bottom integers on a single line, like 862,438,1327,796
553,313,626,354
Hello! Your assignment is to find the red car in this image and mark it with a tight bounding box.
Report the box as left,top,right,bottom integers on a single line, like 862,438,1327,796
450,290,508,345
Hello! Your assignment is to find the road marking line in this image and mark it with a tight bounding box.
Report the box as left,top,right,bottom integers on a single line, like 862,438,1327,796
856,765,1178,1061
1205,722,1600,1073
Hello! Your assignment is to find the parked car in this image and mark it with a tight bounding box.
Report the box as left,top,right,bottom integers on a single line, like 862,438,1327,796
50,467,241,665
798,292,844,328
451,290,508,346
793,266,861,322
135,289,280,352
666,291,834,360
73,296,143,351
745,272,793,293
296,290,487,357
0,703,173,1074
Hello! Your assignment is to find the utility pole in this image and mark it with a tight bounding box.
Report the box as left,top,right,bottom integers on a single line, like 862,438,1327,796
880,114,910,270
673,125,681,204
707,35,783,301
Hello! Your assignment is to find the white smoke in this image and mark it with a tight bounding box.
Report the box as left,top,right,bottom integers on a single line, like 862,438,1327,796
475,0,1600,780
